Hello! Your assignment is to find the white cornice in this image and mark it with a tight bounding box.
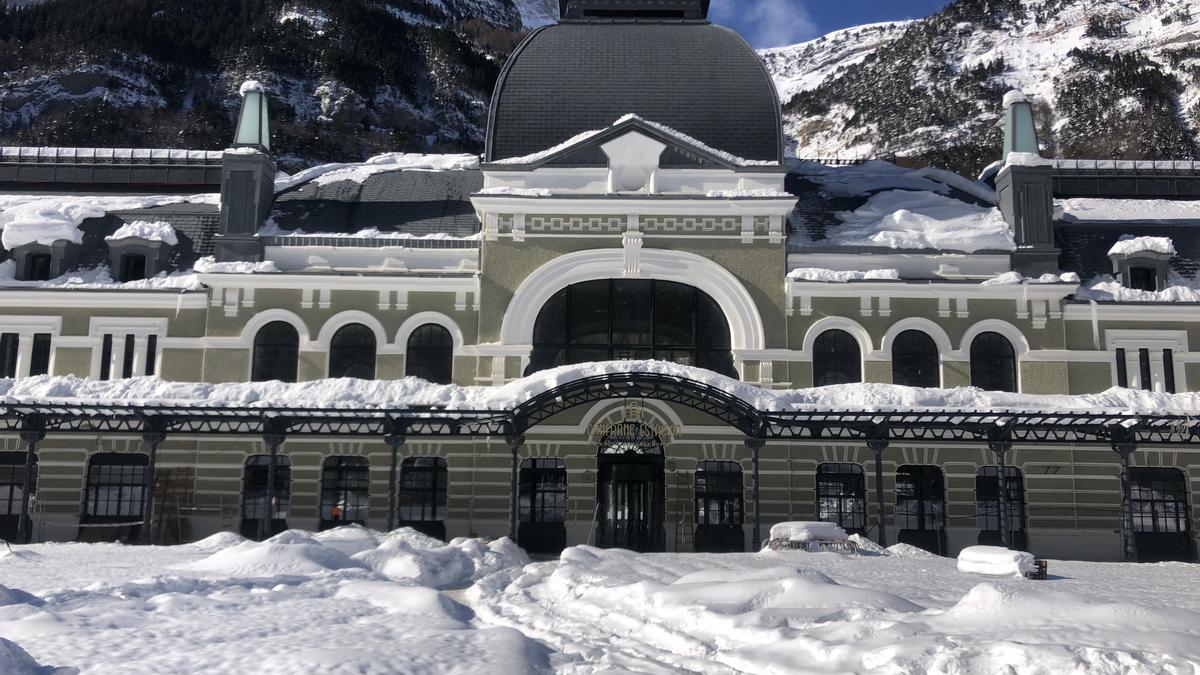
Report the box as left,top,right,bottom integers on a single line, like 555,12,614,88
196,274,478,293
786,280,1076,301
469,196,795,216
1063,303,1200,321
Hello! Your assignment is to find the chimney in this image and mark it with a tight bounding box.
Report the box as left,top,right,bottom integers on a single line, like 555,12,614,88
995,90,1058,276
216,80,276,262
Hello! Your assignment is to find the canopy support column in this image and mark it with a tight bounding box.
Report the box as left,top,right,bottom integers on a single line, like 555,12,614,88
1111,427,1140,563
384,421,406,532
140,418,167,546
988,423,1014,548
260,419,287,542
17,415,46,545
746,437,765,550
867,427,889,547
506,425,525,542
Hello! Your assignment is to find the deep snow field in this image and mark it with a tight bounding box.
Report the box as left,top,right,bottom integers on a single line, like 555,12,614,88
1,527,1198,674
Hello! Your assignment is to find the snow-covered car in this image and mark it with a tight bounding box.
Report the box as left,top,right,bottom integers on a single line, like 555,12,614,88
764,521,858,554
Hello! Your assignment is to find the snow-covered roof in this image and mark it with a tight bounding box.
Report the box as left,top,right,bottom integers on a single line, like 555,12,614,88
0,194,216,251
104,220,179,246
275,153,480,193
5,360,1200,416
1108,235,1176,258
1059,199,1200,224
787,268,900,283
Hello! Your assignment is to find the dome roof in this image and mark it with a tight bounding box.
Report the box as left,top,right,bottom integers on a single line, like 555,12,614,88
484,21,783,164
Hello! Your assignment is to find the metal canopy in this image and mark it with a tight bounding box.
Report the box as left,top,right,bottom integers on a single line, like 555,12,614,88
1,373,1197,446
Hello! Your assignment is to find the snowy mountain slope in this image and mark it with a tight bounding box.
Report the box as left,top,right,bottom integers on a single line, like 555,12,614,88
0,0,538,171
762,0,1200,174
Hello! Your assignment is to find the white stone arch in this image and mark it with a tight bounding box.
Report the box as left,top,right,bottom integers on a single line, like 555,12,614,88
499,248,766,351
315,311,389,351
396,312,465,353
958,320,1030,356
801,316,874,357
240,309,312,346
880,318,954,357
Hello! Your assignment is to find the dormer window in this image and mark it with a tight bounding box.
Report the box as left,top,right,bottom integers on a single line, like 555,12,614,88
119,253,148,282
25,253,51,281
1128,266,1157,292
105,221,178,281
1108,236,1174,293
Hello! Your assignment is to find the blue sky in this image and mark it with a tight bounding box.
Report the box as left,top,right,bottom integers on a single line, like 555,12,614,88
709,0,950,49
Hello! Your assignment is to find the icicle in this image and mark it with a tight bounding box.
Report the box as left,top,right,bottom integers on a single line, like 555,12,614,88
1089,300,1100,350
175,291,184,319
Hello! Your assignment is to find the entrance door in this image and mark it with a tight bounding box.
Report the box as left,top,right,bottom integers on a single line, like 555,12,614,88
896,465,948,555
595,421,666,552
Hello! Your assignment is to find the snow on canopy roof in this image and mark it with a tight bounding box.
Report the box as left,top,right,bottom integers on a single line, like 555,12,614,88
5,360,1200,417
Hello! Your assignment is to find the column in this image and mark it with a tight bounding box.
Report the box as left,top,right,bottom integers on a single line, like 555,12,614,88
868,435,889,547
988,437,1013,548
507,432,525,541
260,422,287,541
384,430,406,532
109,335,124,379
141,423,167,545
746,438,765,550
132,334,149,377
17,416,46,544
1112,429,1140,563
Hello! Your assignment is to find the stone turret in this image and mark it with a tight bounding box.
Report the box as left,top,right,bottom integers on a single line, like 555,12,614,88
215,80,276,262
995,91,1059,276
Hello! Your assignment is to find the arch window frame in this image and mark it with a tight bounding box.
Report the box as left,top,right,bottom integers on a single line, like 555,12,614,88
891,329,940,388
405,324,454,384
328,323,377,380
812,329,862,386
251,321,300,383
970,331,1018,393
528,278,736,378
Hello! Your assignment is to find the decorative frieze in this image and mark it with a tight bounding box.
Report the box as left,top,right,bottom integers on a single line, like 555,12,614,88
527,215,624,234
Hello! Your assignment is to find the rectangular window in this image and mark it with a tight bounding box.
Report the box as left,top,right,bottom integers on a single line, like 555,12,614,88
121,334,135,378
1163,349,1176,394
145,335,158,377
100,335,113,380
398,457,448,523
0,334,17,378
29,333,51,376
83,455,148,522
1139,349,1152,391
1115,348,1128,388
816,463,866,533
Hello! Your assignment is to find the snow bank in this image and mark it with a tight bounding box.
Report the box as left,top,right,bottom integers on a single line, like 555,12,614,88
192,256,279,274
981,270,1080,286
956,545,1035,578
1108,235,1176,257
0,261,203,291
0,638,55,675
180,530,367,576
275,153,480,192
12,360,1200,416
1077,274,1200,303
0,584,43,607
355,532,528,589
828,190,1013,252
104,220,178,246
787,267,900,282
886,543,941,558
186,531,248,551
1059,198,1200,224
768,521,849,542
475,187,552,197
704,188,792,198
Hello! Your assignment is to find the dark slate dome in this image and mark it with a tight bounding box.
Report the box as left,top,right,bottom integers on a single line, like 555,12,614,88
485,2,783,164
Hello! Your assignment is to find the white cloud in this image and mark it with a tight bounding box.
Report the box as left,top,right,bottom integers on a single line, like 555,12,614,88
709,0,819,48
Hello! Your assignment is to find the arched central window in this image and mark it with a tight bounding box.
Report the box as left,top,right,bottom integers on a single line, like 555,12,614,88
813,329,861,386
329,324,376,379
892,330,939,388
252,321,299,383
528,279,735,377
970,332,1017,392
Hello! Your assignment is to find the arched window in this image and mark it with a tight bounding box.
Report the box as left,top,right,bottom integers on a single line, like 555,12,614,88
813,329,861,386
816,463,866,534
695,460,744,553
80,453,148,542
406,324,453,384
970,332,1017,392
252,321,300,383
0,452,35,542
892,330,939,388
320,456,369,529
527,279,736,378
328,324,376,379
241,455,292,540
518,458,567,554
976,466,1027,550
398,457,448,540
